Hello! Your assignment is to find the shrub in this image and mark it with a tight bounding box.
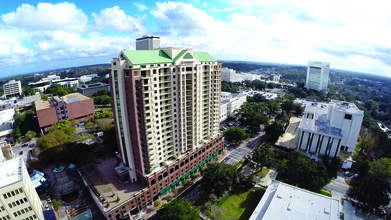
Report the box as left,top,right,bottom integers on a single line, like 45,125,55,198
154,201,160,207
181,180,188,186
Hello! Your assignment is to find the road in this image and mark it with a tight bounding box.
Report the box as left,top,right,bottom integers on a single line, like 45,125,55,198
221,132,265,165
323,170,349,199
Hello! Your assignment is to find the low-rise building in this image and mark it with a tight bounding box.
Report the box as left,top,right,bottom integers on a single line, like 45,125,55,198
296,100,363,157
0,157,44,220
0,141,15,162
236,73,260,81
0,108,14,138
77,82,110,96
52,77,79,88
35,93,94,132
250,180,340,220
3,80,22,98
79,74,99,83
220,92,247,121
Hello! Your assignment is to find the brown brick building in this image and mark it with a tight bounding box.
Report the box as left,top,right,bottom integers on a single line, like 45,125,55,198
35,93,95,132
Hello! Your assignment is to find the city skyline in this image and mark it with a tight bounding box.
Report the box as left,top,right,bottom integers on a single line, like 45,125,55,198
1,0,390,78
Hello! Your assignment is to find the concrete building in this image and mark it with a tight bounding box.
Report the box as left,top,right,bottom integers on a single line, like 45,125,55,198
135,35,160,50
28,80,51,92
272,74,280,82
236,73,260,81
79,74,99,83
77,83,110,96
0,157,44,220
0,142,15,162
305,61,330,92
0,108,14,138
51,77,79,88
221,67,242,82
82,38,224,219
35,93,95,132
220,92,247,121
3,80,22,99
296,100,364,157
250,180,340,220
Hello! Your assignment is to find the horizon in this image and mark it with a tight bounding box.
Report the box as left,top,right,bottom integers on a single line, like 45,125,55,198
1,1,390,78
1,60,390,81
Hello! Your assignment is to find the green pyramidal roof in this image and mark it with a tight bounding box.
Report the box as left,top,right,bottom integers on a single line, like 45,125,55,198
193,52,217,62
122,50,172,65
121,49,217,65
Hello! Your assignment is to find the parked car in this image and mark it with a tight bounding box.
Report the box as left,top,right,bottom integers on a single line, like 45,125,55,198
29,144,34,148
22,143,28,147
19,151,23,155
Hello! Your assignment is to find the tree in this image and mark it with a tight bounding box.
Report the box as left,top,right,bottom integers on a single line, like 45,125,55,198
265,121,285,143
252,144,275,170
370,158,391,180
277,151,328,192
201,163,240,196
348,173,390,208
353,129,378,163
237,102,270,133
224,126,249,144
12,127,21,139
40,93,48,101
156,198,199,220
25,130,36,141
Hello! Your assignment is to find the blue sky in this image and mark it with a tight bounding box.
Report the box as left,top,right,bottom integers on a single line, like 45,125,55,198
0,0,390,79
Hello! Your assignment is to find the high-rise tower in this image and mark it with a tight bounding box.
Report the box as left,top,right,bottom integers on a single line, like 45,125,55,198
109,39,224,185
305,61,330,92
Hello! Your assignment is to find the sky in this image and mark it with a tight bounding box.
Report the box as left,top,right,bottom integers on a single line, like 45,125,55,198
0,0,390,78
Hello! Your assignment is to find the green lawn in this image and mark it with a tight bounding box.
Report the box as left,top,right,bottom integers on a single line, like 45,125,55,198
256,167,269,178
218,188,265,220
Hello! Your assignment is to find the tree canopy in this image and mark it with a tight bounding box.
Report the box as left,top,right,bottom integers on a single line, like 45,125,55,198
201,163,240,197
252,144,275,170
156,198,199,220
224,126,249,144
236,102,269,133
277,151,328,192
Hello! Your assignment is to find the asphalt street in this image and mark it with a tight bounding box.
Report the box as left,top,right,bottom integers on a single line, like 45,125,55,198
221,132,265,165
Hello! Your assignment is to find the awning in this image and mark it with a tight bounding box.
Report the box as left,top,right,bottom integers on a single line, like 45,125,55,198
199,161,206,166
206,155,213,161
181,172,190,180
213,151,219,156
190,166,199,173
159,185,171,195
171,179,181,186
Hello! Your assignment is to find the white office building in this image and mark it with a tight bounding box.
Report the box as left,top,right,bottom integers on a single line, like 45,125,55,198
296,100,364,157
272,74,280,82
3,80,22,98
221,67,242,83
0,157,44,220
250,180,340,220
135,35,160,50
220,92,247,121
305,61,330,92
236,73,260,81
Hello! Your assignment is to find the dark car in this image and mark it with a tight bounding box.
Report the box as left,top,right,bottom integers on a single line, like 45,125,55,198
19,151,23,155
22,143,28,147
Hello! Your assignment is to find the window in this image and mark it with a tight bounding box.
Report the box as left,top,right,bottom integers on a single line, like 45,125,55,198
306,113,314,119
344,114,352,120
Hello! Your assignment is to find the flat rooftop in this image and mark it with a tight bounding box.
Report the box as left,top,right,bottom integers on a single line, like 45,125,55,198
0,157,23,188
250,180,340,220
79,159,145,210
298,102,342,138
35,93,91,110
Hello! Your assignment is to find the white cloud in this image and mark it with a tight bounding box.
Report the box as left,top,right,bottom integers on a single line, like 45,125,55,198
133,3,147,11
93,6,146,34
1,2,88,32
150,1,390,76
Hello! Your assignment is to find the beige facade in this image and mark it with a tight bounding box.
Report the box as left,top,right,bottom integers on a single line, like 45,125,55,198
0,157,43,220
